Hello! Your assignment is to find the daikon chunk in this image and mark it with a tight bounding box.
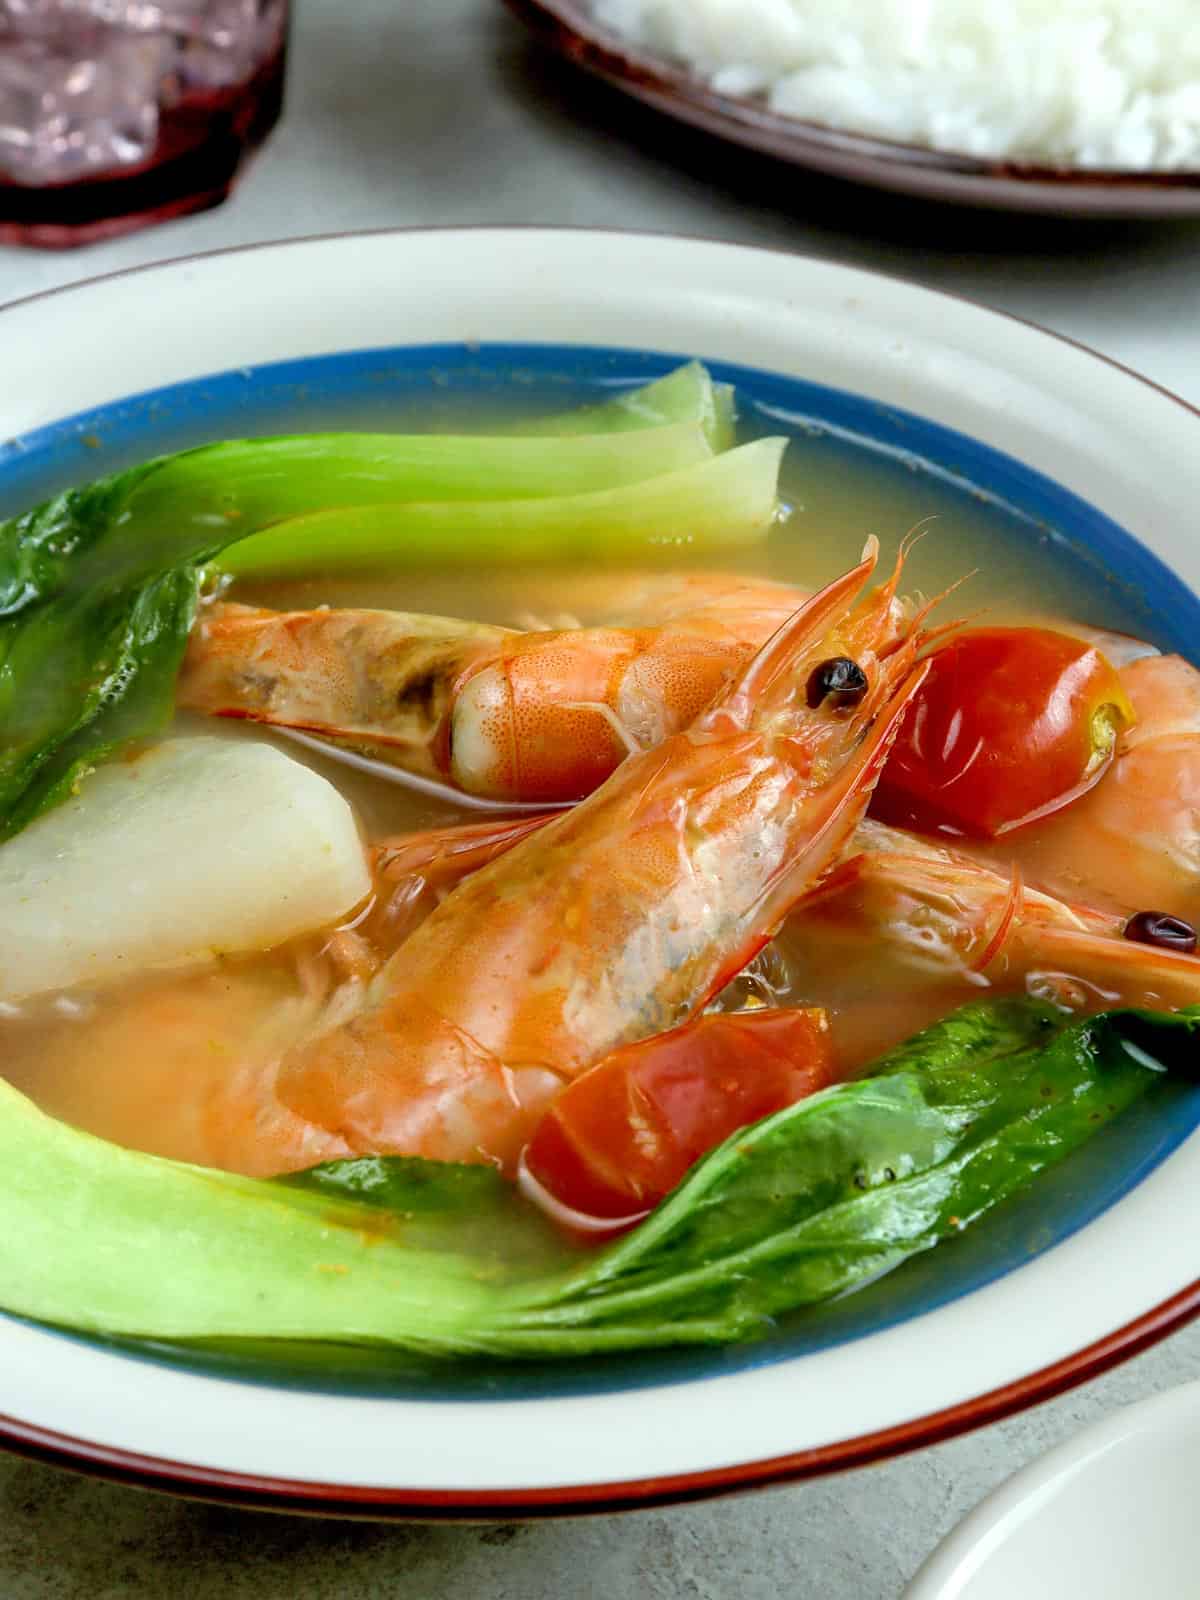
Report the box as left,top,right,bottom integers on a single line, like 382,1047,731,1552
0,738,370,1000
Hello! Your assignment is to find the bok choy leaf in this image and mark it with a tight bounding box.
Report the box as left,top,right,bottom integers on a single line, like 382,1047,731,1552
0,377,780,840
1,999,1193,1358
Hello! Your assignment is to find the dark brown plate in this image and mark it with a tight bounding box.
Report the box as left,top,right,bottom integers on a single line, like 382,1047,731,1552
504,0,1200,219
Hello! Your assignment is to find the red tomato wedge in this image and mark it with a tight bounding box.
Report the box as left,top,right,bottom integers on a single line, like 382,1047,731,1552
871,627,1134,840
522,1007,836,1224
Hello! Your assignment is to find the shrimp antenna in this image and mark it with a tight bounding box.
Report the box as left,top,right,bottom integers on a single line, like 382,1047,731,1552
878,570,981,661
899,516,938,553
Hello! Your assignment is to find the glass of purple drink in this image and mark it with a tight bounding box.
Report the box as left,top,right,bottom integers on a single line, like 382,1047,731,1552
0,1,288,248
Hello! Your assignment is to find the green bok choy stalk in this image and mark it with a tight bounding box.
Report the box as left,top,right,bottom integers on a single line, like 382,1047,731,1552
214,440,785,579
518,360,737,452
0,999,1193,1357
0,365,786,841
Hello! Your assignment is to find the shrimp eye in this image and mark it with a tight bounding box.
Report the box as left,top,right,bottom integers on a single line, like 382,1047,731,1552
806,657,869,710
1123,911,1198,954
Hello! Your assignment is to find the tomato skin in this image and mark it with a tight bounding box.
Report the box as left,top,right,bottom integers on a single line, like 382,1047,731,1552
870,628,1134,840
522,1007,836,1222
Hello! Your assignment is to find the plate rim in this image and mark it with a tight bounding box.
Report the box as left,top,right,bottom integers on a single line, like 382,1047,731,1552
3,1283,1199,1518
903,1373,1200,1597
3,224,1200,1514
502,0,1200,218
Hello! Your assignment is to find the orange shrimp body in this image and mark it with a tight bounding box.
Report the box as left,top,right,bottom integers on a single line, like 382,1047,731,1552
802,820,1200,1012
8,962,358,1179
177,602,506,785
177,574,810,804
592,570,808,635
770,817,1200,1072
273,548,930,1170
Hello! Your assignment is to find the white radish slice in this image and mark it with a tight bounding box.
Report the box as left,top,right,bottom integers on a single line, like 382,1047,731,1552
0,737,371,1001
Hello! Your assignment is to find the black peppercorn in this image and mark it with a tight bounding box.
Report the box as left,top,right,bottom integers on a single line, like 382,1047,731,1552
1122,910,1198,954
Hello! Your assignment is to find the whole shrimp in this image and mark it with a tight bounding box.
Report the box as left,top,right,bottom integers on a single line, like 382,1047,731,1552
781,818,1200,1068
268,543,930,1169
176,573,812,803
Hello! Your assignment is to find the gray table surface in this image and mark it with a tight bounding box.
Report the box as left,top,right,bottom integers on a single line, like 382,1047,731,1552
3,3,1200,1595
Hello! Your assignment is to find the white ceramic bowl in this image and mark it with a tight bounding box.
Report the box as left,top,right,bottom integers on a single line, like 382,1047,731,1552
906,1381,1200,1598
2,228,1200,1515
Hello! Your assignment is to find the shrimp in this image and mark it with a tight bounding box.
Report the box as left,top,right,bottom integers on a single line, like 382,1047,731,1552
965,653,1200,922
508,569,810,633
783,818,1200,1068
269,544,933,1171
177,602,508,789
576,570,808,633
176,574,812,805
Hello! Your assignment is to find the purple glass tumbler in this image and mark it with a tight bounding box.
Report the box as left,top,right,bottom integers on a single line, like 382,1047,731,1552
0,0,288,248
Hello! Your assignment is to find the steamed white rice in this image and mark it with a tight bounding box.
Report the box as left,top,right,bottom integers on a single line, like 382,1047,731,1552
592,0,1200,170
